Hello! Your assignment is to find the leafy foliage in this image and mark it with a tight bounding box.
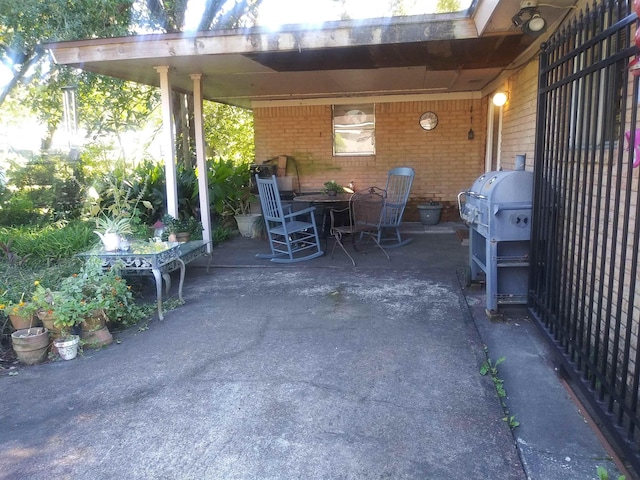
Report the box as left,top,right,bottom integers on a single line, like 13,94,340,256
0,222,95,265
0,0,137,109
0,153,85,225
206,159,253,226
203,102,254,163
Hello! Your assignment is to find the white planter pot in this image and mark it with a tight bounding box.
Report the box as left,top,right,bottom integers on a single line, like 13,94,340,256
94,231,120,251
54,335,80,361
235,214,263,238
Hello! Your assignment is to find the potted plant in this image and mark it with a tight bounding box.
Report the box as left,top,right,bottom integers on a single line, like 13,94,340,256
93,216,133,251
417,200,442,225
49,281,89,359
76,258,134,347
0,268,40,330
0,291,39,330
11,326,50,365
322,180,345,196
224,186,263,239
31,282,58,333
161,214,203,242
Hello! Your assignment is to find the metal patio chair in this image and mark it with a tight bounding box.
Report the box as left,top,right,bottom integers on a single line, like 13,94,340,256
255,175,324,263
378,166,415,248
329,186,390,266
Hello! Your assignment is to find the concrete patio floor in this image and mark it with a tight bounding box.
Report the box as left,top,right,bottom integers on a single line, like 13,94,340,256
0,223,624,479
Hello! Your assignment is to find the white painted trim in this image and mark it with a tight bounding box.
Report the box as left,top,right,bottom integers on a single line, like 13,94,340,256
251,91,483,108
496,105,504,171
485,102,495,172
191,74,213,253
155,66,179,218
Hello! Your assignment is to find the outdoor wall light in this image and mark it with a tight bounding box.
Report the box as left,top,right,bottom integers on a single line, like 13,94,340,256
512,0,546,36
493,91,508,107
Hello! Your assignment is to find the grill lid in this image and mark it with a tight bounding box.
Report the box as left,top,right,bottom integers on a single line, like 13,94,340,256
468,170,533,205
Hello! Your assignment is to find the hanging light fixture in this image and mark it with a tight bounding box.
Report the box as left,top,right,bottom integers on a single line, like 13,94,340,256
467,106,474,140
512,0,546,36
493,91,508,107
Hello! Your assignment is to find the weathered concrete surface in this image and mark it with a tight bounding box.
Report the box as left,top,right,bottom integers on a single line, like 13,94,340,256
0,224,618,479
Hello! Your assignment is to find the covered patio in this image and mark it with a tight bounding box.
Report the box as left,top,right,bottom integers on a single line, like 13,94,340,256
44,1,575,238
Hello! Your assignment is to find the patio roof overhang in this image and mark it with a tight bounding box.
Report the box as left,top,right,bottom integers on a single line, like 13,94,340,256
45,0,575,109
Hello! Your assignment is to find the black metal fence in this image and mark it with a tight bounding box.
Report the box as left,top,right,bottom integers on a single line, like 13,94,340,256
531,0,640,472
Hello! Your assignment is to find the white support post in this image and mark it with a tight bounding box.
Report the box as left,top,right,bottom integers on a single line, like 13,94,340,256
155,66,179,219
191,74,213,253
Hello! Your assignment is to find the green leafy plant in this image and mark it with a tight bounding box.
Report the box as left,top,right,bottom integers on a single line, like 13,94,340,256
223,186,256,216
30,282,57,316
0,290,36,319
85,175,153,239
95,215,133,235
0,265,39,319
480,356,506,398
503,415,520,429
596,465,625,480
322,180,344,194
33,258,143,335
161,214,203,236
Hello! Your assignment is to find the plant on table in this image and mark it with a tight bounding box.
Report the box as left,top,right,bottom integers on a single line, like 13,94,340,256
322,180,345,195
85,175,154,240
161,214,203,240
95,216,134,236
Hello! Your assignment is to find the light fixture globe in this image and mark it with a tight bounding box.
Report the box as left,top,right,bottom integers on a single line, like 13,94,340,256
522,13,546,35
493,92,508,107
527,13,546,31
512,1,547,36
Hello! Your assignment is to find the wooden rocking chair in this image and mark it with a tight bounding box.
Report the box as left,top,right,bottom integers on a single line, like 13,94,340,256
377,166,415,248
255,175,324,263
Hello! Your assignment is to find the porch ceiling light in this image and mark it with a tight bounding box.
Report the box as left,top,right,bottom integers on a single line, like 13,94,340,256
493,91,508,107
512,0,547,36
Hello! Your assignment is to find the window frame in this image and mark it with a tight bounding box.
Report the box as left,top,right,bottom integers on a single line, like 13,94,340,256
332,104,376,156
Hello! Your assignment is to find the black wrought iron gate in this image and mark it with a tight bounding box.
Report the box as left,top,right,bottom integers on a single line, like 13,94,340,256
531,0,640,472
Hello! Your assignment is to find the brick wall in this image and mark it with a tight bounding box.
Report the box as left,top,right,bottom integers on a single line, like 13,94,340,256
500,60,539,171
254,98,487,221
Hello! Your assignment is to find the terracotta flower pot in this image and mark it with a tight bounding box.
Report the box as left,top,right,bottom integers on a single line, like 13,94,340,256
81,310,107,333
8,314,38,331
169,232,191,242
37,311,60,335
11,327,50,365
81,326,113,348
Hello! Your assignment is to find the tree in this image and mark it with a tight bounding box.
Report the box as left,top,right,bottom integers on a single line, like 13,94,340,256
203,102,254,163
0,0,157,149
436,0,462,13
0,0,135,105
138,0,263,165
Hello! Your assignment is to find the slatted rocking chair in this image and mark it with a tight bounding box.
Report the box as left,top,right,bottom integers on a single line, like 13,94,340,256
255,175,324,263
377,167,415,248
329,186,390,266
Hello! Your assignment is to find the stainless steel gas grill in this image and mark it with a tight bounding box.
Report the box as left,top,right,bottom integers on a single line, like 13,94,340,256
458,169,534,314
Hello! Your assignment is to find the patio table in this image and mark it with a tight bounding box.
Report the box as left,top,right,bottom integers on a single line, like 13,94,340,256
292,193,352,240
77,241,192,320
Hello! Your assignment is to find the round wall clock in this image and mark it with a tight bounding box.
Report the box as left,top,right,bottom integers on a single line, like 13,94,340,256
419,111,438,131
